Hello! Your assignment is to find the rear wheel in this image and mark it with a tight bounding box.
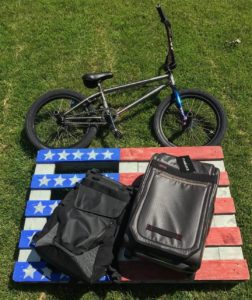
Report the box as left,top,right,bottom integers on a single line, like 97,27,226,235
25,89,98,149
153,89,227,146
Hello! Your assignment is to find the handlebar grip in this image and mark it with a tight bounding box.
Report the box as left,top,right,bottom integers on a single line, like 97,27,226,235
156,4,171,26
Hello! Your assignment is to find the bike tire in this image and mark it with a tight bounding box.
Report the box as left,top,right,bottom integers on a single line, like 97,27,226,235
25,89,98,149
153,89,227,146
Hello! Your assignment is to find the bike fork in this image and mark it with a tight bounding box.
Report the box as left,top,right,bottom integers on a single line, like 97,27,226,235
98,83,123,139
170,74,187,125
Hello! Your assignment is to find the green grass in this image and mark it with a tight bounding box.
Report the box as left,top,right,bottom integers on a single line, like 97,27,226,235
0,0,251,299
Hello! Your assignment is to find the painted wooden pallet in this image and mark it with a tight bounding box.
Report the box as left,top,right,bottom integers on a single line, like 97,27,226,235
13,146,249,283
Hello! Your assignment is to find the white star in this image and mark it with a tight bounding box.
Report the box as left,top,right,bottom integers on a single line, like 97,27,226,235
102,150,114,159
58,150,70,160
54,175,66,186
60,273,69,280
87,149,98,160
27,233,36,244
41,267,52,280
49,201,59,213
39,176,51,187
69,174,82,186
23,264,37,279
33,201,46,214
44,150,55,160
72,150,83,160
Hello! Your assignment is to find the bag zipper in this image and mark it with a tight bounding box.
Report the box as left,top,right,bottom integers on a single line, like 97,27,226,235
156,170,210,187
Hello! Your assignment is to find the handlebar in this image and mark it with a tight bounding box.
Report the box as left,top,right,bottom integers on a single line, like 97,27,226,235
156,4,176,71
156,4,171,27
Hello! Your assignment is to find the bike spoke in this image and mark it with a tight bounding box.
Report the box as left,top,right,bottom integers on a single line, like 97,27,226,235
34,97,93,148
194,101,204,117
161,97,220,146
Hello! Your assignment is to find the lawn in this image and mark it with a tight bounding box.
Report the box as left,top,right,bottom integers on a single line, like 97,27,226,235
0,0,251,299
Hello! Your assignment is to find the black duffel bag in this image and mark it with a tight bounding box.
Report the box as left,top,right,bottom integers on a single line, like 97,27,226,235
124,153,220,274
32,169,134,283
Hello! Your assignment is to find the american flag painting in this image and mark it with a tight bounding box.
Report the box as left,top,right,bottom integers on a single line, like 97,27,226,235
13,146,249,283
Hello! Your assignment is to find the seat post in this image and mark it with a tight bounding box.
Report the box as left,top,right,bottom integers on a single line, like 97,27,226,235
97,82,109,109
97,82,122,138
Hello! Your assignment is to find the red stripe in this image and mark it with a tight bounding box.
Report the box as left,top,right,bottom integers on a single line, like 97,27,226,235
120,146,224,161
119,172,229,186
119,173,142,185
214,197,235,214
195,260,249,280
119,260,249,282
205,227,242,246
219,172,229,186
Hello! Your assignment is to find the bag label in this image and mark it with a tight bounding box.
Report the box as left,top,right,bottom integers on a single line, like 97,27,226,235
146,224,182,241
176,156,195,173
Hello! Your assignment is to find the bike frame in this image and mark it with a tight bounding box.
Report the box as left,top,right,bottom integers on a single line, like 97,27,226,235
64,74,172,120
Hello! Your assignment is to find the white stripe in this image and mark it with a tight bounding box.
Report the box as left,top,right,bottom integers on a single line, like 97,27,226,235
29,190,51,200
24,218,47,230
219,246,244,259
18,249,41,262
119,162,138,173
203,247,244,260
34,164,56,175
137,162,149,172
216,187,231,197
202,247,220,260
119,160,225,173
212,215,237,227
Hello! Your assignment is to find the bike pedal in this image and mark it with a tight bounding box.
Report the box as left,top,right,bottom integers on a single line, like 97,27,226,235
113,130,123,139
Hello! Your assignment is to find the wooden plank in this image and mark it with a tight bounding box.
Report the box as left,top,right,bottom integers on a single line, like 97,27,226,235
195,260,249,281
205,227,242,246
13,146,250,284
19,227,242,249
119,172,229,186
24,197,235,217
30,173,119,189
120,146,224,161
119,260,249,282
30,173,230,189
13,259,249,283
36,148,120,163
214,198,235,214
17,246,244,262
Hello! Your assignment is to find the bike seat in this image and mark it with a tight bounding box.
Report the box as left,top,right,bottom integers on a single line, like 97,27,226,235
82,72,113,88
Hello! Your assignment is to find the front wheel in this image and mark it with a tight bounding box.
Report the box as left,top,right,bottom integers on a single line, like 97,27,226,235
153,89,227,146
25,89,98,149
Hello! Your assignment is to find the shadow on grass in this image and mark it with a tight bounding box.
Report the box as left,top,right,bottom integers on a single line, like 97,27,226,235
8,280,237,299
19,128,37,159
96,94,162,148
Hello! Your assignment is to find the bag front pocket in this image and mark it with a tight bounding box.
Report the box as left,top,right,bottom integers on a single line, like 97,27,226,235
57,205,116,252
135,171,210,256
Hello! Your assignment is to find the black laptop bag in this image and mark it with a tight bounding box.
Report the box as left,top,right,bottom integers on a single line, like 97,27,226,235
32,170,134,283
124,153,220,273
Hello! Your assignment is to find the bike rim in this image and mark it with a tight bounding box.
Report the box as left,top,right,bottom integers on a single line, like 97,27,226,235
160,96,221,146
33,97,91,148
